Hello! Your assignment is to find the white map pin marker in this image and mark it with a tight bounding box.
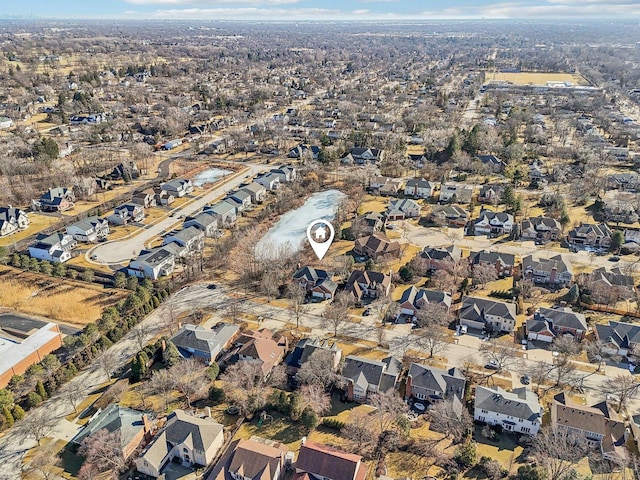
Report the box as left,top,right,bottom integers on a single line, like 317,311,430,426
306,219,335,260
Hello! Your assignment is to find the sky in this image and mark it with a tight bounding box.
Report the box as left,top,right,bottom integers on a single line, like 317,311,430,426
2,0,640,21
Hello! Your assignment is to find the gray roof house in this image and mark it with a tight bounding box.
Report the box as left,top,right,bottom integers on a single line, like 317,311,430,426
404,179,436,199
184,212,218,236
474,386,542,435
0,206,29,237
386,198,421,220
71,404,153,459
205,201,237,226
522,254,573,286
239,182,267,203
255,173,281,190
136,410,225,478
594,320,640,358
341,355,401,402
473,210,514,236
170,323,239,364
66,216,109,243
398,286,452,318
406,363,466,411
439,183,473,204
227,189,252,212
469,250,515,278
161,178,194,198
108,203,144,225
127,247,175,280
28,232,76,263
527,306,588,343
459,296,517,333
163,226,205,253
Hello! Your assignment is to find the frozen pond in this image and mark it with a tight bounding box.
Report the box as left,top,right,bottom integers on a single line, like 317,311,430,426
257,189,346,258
193,168,233,187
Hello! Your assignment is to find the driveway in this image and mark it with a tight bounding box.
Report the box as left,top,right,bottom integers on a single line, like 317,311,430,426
88,162,268,265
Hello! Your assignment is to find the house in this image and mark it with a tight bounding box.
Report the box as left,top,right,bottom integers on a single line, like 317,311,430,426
398,287,452,317
286,338,342,376
584,267,635,302
404,178,436,199
170,323,239,364
358,211,385,234
567,223,613,249
439,183,473,204
526,307,588,343
32,187,75,212
369,176,392,192
478,185,505,204
386,199,421,220
0,317,63,388
429,205,469,227
459,296,517,333
71,405,153,460
522,254,573,286
603,199,638,224
405,363,466,410
270,166,296,182
229,329,288,377
476,154,505,173
294,442,367,480
207,438,289,480
421,245,462,272
28,233,76,263
473,210,514,236
0,206,29,237
342,147,384,165
163,226,205,253
66,216,109,243
184,212,218,237
551,393,627,463
292,266,337,300
608,173,638,192
154,189,175,206
239,182,267,203
205,201,237,226
227,190,252,212
109,161,139,181
520,217,562,243
379,179,404,197
288,144,320,160
254,173,281,190
69,113,104,125
161,178,194,198
108,203,145,225
136,410,224,478
594,320,640,358
353,232,400,260
132,189,157,208
474,386,542,435
0,116,14,129
469,250,515,278
127,247,175,280
341,355,402,402
344,270,392,303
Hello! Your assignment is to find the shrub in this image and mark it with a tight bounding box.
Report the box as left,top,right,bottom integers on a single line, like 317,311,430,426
454,441,476,469
25,392,43,409
301,407,319,429
208,386,225,404
321,418,345,431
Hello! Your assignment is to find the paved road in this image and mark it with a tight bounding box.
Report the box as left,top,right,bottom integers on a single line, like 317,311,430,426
88,162,268,265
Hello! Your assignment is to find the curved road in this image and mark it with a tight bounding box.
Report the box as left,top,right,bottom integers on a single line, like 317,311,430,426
88,162,268,265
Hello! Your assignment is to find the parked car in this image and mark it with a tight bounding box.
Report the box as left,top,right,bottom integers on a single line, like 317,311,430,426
363,309,371,316
207,284,217,290
609,256,620,262
485,359,498,370
521,375,530,385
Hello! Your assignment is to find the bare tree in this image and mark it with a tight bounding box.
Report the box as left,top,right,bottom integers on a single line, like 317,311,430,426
15,409,57,446
529,427,590,480
25,445,60,480
413,303,453,328
162,296,181,335
368,392,409,434
79,429,126,479
427,399,473,443
296,348,340,389
472,263,498,289
430,269,456,293
148,368,174,411
602,374,640,412
95,349,119,381
480,340,522,373
298,384,331,416
551,335,582,364
220,361,284,417
59,381,87,414
131,324,151,352
323,292,352,337
413,327,450,359
288,283,307,328
171,358,208,408
343,410,376,447
441,256,470,285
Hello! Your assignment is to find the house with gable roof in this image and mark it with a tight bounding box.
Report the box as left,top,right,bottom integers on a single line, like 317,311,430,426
344,270,392,303
226,329,288,378
0,206,29,237
161,178,194,198
478,184,505,204
474,386,542,435
584,267,636,302
353,232,400,260
404,178,436,199
421,245,462,272
473,210,514,236
520,216,562,243
429,204,469,228
459,296,517,333
386,198,421,220
405,363,466,411
594,320,640,358
469,250,515,278
292,266,337,300
476,154,505,173
526,306,588,343
286,338,342,377
29,232,76,263
66,216,109,243
207,437,289,480
567,223,613,249
522,254,573,286
398,286,452,317
169,323,239,364
294,442,367,480
136,409,224,478
32,187,75,212
341,355,401,402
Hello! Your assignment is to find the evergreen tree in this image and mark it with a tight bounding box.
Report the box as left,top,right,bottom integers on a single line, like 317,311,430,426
11,405,25,421
2,406,14,427
36,380,48,400
163,341,180,367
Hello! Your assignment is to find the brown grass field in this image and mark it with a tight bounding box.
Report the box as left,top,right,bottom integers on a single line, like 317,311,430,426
488,71,589,86
0,267,126,325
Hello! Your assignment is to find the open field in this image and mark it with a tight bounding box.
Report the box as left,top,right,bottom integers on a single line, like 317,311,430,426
488,71,590,86
0,213,59,247
0,266,126,325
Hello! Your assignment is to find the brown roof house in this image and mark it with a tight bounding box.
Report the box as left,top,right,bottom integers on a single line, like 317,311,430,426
526,307,588,343
551,393,628,463
229,329,288,377
294,441,367,480
136,410,224,478
207,437,291,480
292,266,337,300
353,232,400,261
344,270,392,304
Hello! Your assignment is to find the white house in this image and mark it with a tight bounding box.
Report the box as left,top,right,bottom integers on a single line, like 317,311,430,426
239,182,267,203
0,117,14,129
0,206,29,237
184,212,218,237
255,173,280,190
205,201,237,226
161,178,194,198
227,190,252,212
29,233,77,263
474,386,542,435
136,410,224,478
127,247,175,280
108,203,144,225
404,179,436,199
386,199,421,220
458,296,517,333
163,226,205,253
473,210,514,236
66,216,109,243
439,183,473,203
